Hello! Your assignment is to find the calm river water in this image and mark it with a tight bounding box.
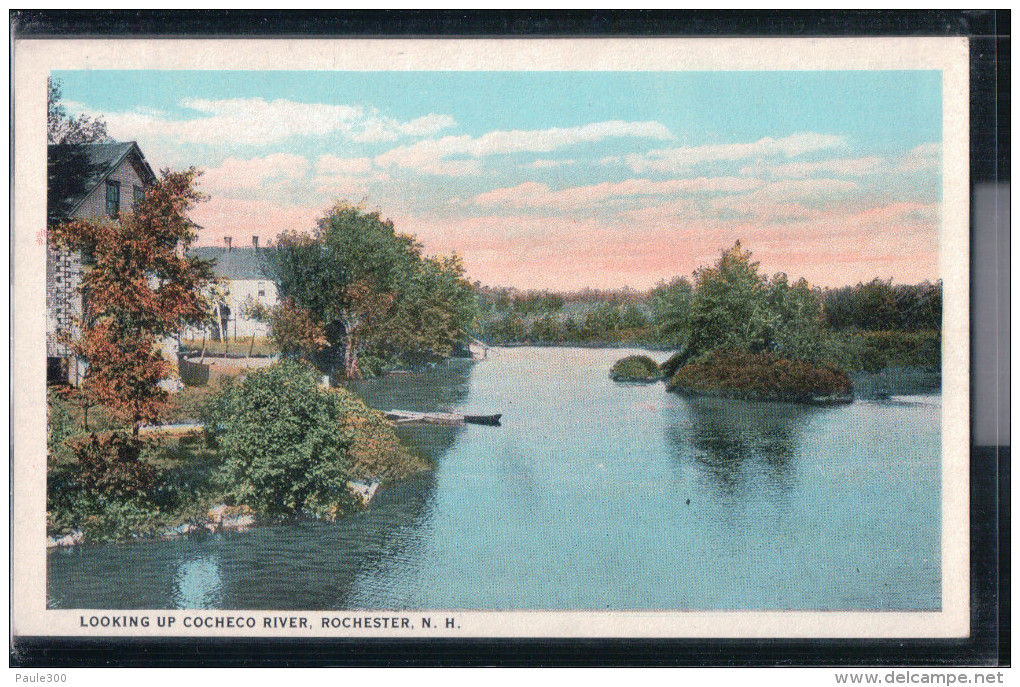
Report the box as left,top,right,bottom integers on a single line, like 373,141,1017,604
48,347,941,611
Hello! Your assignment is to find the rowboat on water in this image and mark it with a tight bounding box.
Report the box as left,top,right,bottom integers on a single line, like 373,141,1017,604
384,409,502,426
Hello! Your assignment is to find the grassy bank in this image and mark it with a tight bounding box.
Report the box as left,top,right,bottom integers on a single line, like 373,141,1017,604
47,362,430,543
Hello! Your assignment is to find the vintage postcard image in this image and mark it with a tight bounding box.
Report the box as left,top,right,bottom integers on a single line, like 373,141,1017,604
13,37,969,638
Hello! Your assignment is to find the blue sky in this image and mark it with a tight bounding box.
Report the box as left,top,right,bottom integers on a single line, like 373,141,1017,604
55,69,943,289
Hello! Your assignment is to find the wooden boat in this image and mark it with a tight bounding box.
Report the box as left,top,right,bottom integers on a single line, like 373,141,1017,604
462,413,502,426
384,409,502,426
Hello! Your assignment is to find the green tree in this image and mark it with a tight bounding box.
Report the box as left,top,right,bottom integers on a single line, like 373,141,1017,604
48,77,112,145
207,359,393,517
649,276,693,345
852,278,898,330
267,201,475,378
765,273,829,363
682,241,771,364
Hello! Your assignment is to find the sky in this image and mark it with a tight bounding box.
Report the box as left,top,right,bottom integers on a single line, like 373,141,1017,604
54,69,943,291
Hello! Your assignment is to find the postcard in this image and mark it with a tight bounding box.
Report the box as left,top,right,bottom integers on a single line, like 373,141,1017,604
12,36,970,639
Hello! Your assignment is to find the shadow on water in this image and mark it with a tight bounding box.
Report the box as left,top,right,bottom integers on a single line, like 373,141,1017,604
665,397,829,500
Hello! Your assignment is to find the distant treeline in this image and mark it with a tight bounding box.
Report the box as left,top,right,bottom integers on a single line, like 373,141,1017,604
472,275,942,372
475,279,941,344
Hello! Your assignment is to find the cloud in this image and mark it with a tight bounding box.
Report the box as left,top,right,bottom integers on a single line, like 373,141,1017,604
200,154,310,194
190,196,322,245
894,142,941,173
374,120,674,176
755,156,884,178
394,197,939,291
527,159,577,169
315,155,376,176
89,97,457,147
471,177,763,210
618,132,847,174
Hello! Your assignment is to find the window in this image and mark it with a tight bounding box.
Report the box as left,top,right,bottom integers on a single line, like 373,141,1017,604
106,180,120,217
258,281,266,298
133,185,144,209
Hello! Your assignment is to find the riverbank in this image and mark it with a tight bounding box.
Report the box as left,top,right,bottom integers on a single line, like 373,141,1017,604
47,362,432,546
46,428,428,547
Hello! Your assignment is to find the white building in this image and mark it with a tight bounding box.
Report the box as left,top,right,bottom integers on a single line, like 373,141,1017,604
190,240,279,341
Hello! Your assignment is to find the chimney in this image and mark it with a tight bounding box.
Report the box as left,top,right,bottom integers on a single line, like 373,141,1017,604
224,236,232,252
252,235,259,251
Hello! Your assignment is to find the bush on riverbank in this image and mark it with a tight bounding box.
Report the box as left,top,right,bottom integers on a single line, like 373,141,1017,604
610,355,661,382
666,348,853,403
206,359,421,519
47,435,223,540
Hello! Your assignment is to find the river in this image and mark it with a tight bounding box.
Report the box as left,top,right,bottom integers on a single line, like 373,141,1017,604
48,347,941,611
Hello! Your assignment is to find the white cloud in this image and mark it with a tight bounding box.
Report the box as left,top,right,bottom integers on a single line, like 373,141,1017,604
315,155,376,176
471,177,763,210
894,142,941,173
375,120,674,176
89,98,456,147
527,159,577,169
754,156,884,178
620,132,847,174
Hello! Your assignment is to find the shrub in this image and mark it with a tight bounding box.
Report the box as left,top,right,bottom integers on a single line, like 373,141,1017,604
610,355,661,382
207,358,419,518
47,433,164,540
69,433,158,498
667,348,852,403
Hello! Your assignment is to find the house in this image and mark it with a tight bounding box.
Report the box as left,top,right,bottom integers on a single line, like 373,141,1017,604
189,238,279,341
46,141,158,384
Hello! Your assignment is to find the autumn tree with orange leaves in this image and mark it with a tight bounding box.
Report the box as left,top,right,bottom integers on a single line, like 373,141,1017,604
48,168,215,435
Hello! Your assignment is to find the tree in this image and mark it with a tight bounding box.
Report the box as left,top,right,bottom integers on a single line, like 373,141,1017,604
207,359,414,517
267,201,476,378
48,77,111,145
247,297,329,360
48,168,215,434
680,242,771,363
765,273,828,363
649,276,693,345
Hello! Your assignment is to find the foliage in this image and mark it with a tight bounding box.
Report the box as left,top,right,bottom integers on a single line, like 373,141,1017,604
47,77,111,145
609,355,661,382
648,276,693,345
836,330,942,372
67,433,157,498
667,348,853,402
763,273,830,364
47,436,224,540
206,359,417,518
48,168,215,432
267,202,476,378
822,279,942,331
47,388,79,463
247,297,328,359
681,242,773,363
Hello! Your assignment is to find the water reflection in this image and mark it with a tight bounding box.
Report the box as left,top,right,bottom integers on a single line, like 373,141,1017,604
173,553,222,608
665,398,825,499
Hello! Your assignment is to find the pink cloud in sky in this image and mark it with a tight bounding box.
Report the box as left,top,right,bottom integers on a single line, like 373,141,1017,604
191,193,938,290
191,196,321,248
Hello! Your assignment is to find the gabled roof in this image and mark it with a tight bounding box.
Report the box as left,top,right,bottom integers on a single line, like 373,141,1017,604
48,141,157,222
190,247,275,280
